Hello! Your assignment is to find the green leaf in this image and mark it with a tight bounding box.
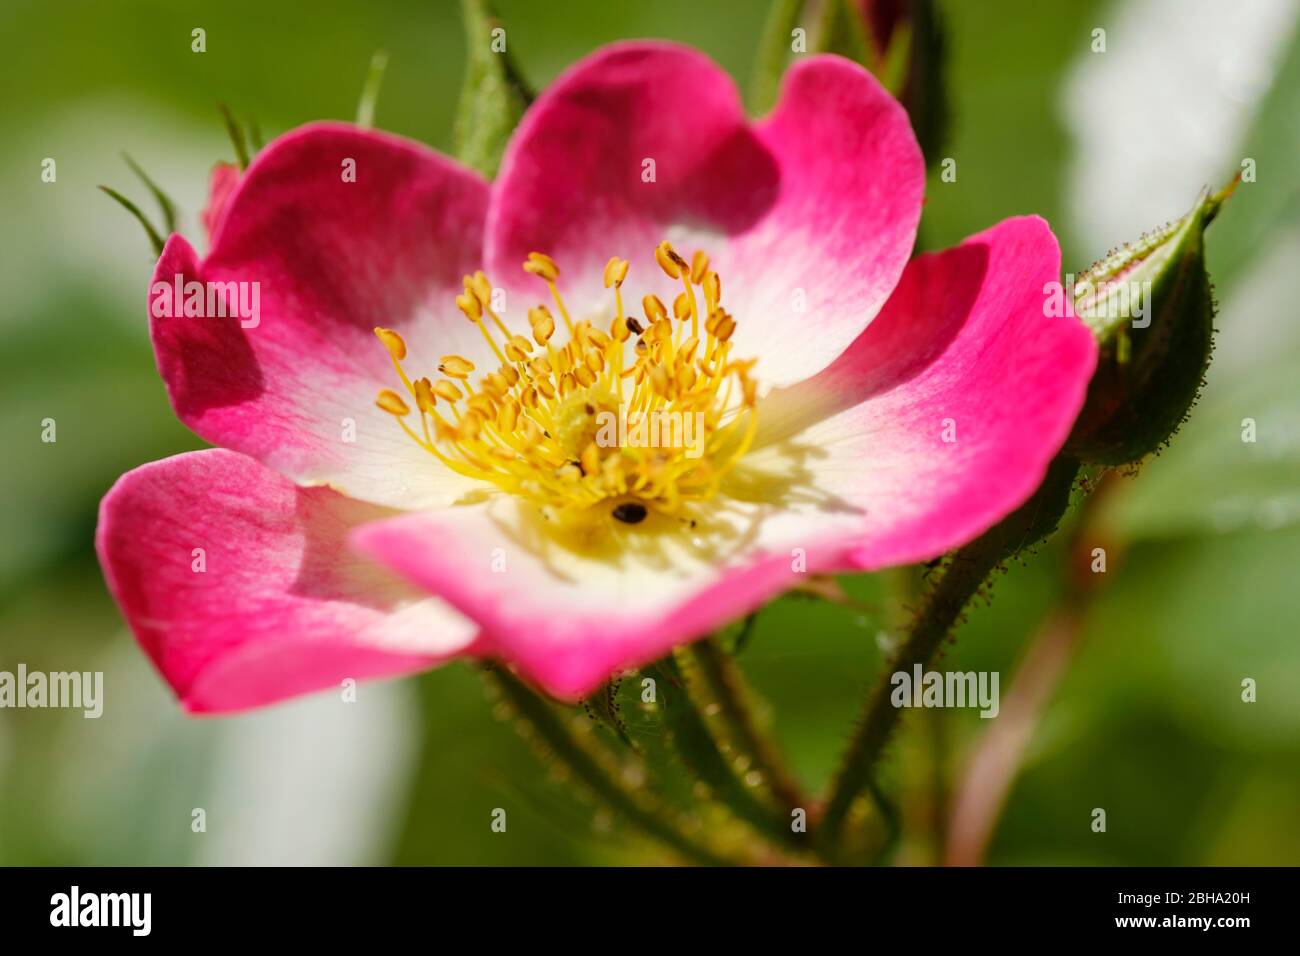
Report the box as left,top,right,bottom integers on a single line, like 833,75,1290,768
452,0,531,179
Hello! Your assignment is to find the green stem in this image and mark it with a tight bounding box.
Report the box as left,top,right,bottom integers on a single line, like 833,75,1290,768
817,456,1081,849
651,658,809,858
817,544,997,845
484,665,736,866
679,637,806,815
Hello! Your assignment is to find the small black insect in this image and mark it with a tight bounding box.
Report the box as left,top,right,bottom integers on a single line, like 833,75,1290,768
612,502,647,524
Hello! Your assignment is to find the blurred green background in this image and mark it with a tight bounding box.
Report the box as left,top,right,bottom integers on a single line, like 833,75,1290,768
1,0,1297,865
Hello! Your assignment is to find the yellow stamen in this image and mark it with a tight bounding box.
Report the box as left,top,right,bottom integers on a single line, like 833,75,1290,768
374,327,407,361
376,389,410,416
439,355,475,378
375,244,761,524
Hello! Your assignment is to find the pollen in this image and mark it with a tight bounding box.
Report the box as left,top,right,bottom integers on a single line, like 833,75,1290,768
374,242,760,525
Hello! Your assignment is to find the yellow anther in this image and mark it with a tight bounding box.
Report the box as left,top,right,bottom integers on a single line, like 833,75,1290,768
375,242,759,519
499,399,520,432
523,252,559,282
531,313,555,345
432,380,463,403
414,377,437,412
469,271,492,303
643,294,667,324
374,327,407,361
690,250,709,284
673,291,692,322
714,313,736,342
603,256,629,288
703,270,721,308
439,355,475,378
655,240,687,279
456,292,482,322
678,336,700,364
376,389,410,416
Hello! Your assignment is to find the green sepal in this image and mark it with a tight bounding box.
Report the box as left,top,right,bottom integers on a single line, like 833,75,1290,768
1066,183,1232,465
453,0,531,179
98,186,164,257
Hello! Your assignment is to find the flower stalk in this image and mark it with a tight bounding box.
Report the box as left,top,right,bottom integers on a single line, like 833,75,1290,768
817,456,1081,849
482,664,740,866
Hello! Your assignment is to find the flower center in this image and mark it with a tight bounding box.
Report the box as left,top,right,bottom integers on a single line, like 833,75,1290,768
374,241,759,526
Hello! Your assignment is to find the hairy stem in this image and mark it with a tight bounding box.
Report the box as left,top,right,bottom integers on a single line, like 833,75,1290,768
817,456,1082,851
678,636,806,814
484,665,737,866
817,544,999,845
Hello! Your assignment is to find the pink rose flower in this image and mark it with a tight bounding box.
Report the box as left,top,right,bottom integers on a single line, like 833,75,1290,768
97,42,1096,713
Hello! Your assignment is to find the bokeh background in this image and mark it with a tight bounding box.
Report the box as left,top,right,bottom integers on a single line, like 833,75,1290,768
2,0,1297,865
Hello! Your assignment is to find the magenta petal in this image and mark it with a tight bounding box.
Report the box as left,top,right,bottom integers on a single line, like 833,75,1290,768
350,500,828,699
96,449,478,713
150,122,491,510
758,215,1099,568
487,43,924,388
200,161,240,241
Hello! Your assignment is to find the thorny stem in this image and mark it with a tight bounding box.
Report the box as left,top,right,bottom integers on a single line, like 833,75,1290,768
483,664,738,866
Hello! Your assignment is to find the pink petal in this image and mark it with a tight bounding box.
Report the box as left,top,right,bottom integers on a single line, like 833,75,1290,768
150,122,492,510
351,498,829,698
96,449,479,714
756,215,1099,567
352,217,1096,698
486,42,924,389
